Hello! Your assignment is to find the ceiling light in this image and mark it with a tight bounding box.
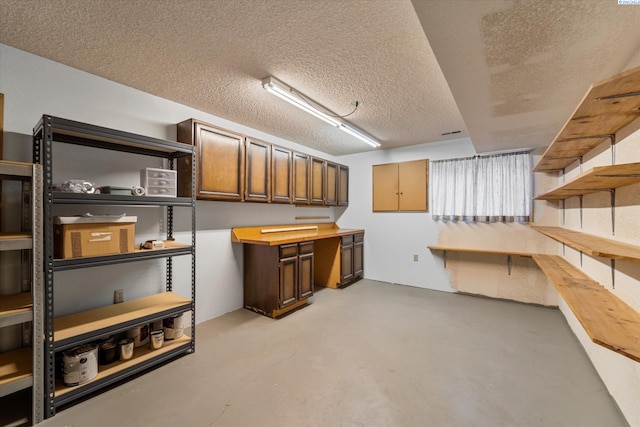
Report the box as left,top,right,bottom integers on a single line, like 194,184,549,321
338,124,381,148
262,76,380,148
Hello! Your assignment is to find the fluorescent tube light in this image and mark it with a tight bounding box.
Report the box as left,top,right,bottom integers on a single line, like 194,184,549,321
262,76,341,126
338,124,381,148
262,75,381,148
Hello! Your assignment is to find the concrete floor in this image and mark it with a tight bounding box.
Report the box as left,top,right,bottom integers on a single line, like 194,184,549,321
34,280,626,426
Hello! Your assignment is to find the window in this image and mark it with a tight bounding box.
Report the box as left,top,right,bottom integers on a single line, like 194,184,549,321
430,151,531,222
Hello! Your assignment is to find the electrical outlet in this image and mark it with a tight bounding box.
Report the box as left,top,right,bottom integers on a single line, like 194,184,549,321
114,289,124,304
413,254,419,262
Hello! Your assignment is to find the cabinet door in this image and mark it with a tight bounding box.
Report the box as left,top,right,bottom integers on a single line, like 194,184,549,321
340,235,354,283
245,139,271,202
298,252,314,299
338,164,349,206
279,254,298,308
293,152,311,204
399,159,428,211
271,146,293,203
194,122,245,201
325,161,338,206
354,235,364,278
372,163,399,211
310,157,325,205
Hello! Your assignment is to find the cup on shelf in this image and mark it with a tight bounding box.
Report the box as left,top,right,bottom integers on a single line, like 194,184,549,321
119,338,135,360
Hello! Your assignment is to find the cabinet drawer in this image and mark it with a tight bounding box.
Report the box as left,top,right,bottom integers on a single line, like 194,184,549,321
341,235,353,245
354,233,364,243
298,241,314,254
279,244,298,258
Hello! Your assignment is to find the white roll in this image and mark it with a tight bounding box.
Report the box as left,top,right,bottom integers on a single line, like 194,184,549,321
132,186,146,196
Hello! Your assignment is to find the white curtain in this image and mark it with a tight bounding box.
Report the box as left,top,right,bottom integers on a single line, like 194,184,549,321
431,151,531,223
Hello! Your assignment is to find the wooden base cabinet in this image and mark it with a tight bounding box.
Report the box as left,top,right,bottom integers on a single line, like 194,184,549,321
244,242,314,318
340,233,364,286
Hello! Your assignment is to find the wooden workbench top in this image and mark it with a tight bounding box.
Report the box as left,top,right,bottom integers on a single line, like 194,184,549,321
231,223,364,246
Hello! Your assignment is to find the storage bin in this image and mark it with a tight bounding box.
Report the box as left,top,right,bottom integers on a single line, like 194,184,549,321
140,168,177,197
54,216,137,258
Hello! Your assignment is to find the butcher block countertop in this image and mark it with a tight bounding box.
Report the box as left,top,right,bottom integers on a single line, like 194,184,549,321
231,223,364,246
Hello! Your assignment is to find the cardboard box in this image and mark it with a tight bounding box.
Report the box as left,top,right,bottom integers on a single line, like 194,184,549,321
54,216,137,258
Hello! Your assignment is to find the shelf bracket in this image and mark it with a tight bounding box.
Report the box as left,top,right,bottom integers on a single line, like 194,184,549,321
507,255,512,275
610,134,617,165
443,250,447,268
580,251,583,268
579,195,584,229
611,259,616,289
562,199,566,226
610,189,616,236
579,156,584,174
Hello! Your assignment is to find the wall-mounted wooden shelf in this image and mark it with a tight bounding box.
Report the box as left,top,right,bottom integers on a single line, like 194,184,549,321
427,245,537,275
533,254,640,363
532,226,640,263
535,162,640,200
534,65,640,172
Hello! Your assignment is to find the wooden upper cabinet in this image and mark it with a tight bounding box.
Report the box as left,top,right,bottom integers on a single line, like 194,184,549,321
245,138,271,202
325,161,338,206
338,164,349,206
373,159,428,212
271,145,293,203
293,152,311,205
177,119,245,201
310,157,325,205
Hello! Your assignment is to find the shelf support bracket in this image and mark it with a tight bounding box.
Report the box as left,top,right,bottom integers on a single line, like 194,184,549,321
443,250,447,268
611,259,616,289
579,195,584,229
610,189,616,236
579,156,583,174
507,255,512,275
562,199,566,226
580,251,583,267
610,134,617,165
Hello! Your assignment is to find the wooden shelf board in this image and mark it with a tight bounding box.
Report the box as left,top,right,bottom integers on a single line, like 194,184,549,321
55,335,191,398
533,254,640,363
0,347,32,392
534,65,640,172
0,160,34,178
54,292,191,343
428,245,534,258
0,293,32,327
0,233,32,251
535,162,640,200
533,226,640,263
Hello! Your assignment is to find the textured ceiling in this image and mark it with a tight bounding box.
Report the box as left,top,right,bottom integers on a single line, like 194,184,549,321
0,0,639,156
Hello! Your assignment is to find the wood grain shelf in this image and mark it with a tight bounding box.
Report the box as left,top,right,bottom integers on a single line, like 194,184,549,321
533,254,640,363
0,233,32,251
534,65,640,172
535,162,640,200
0,347,32,397
0,292,33,328
427,245,535,258
54,292,191,348
55,335,191,399
532,226,640,263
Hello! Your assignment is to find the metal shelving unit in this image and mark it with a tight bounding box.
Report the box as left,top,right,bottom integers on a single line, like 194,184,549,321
32,115,196,419
0,160,44,424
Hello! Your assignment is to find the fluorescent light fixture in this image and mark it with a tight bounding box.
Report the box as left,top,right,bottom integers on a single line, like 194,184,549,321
338,124,381,148
262,75,380,148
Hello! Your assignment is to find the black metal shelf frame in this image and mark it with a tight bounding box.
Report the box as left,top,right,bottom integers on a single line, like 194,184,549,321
33,115,197,419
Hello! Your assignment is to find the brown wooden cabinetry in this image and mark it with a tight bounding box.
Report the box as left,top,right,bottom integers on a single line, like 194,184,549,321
310,157,325,205
177,119,245,201
372,159,428,212
340,233,364,286
293,152,311,204
245,138,271,202
325,161,338,206
338,164,349,206
244,241,314,318
271,146,293,203
178,119,349,206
